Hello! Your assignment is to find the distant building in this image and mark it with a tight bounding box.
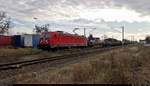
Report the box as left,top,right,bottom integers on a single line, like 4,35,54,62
139,40,146,44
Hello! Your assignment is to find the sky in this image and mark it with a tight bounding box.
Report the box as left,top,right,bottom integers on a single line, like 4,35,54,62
0,0,150,41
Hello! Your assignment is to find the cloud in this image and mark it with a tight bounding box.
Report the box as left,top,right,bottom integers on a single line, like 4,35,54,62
0,0,150,40
112,0,150,16
9,26,33,35
1,0,150,23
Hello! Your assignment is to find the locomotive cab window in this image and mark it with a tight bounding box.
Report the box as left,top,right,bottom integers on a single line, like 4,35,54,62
54,34,57,38
59,32,63,36
41,33,50,38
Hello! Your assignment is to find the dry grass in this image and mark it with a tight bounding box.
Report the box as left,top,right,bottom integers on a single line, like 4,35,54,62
0,47,41,57
15,44,150,84
21,51,62,61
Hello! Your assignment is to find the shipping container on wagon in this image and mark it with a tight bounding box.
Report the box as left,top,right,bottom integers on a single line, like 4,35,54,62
32,34,41,47
24,34,41,47
0,35,13,46
13,35,24,47
24,34,33,47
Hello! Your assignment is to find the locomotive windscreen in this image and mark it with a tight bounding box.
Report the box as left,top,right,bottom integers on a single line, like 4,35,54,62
41,33,50,39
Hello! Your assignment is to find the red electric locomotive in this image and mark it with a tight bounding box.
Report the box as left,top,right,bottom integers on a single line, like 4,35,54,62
39,31,87,50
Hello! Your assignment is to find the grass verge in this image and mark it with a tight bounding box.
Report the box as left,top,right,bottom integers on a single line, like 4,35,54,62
14,44,150,84
0,47,41,57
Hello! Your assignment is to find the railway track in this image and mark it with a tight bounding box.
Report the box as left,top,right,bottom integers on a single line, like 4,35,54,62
0,46,121,71
0,45,128,84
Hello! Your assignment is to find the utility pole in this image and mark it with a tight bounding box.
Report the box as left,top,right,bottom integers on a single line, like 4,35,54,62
111,26,125,45
122,26,124,45
131,35,134,44
84,28,86,37
130,36,132,43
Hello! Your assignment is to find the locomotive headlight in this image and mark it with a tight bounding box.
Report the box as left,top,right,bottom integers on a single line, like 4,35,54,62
45,40,48,43
40,40,43,43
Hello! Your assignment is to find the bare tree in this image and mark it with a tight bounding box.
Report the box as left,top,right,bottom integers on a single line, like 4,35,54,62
0,11,12,35
33,24,49,34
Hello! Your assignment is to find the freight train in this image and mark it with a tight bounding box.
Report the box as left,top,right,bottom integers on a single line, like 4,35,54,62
38,31,126,50
0,31,134,49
